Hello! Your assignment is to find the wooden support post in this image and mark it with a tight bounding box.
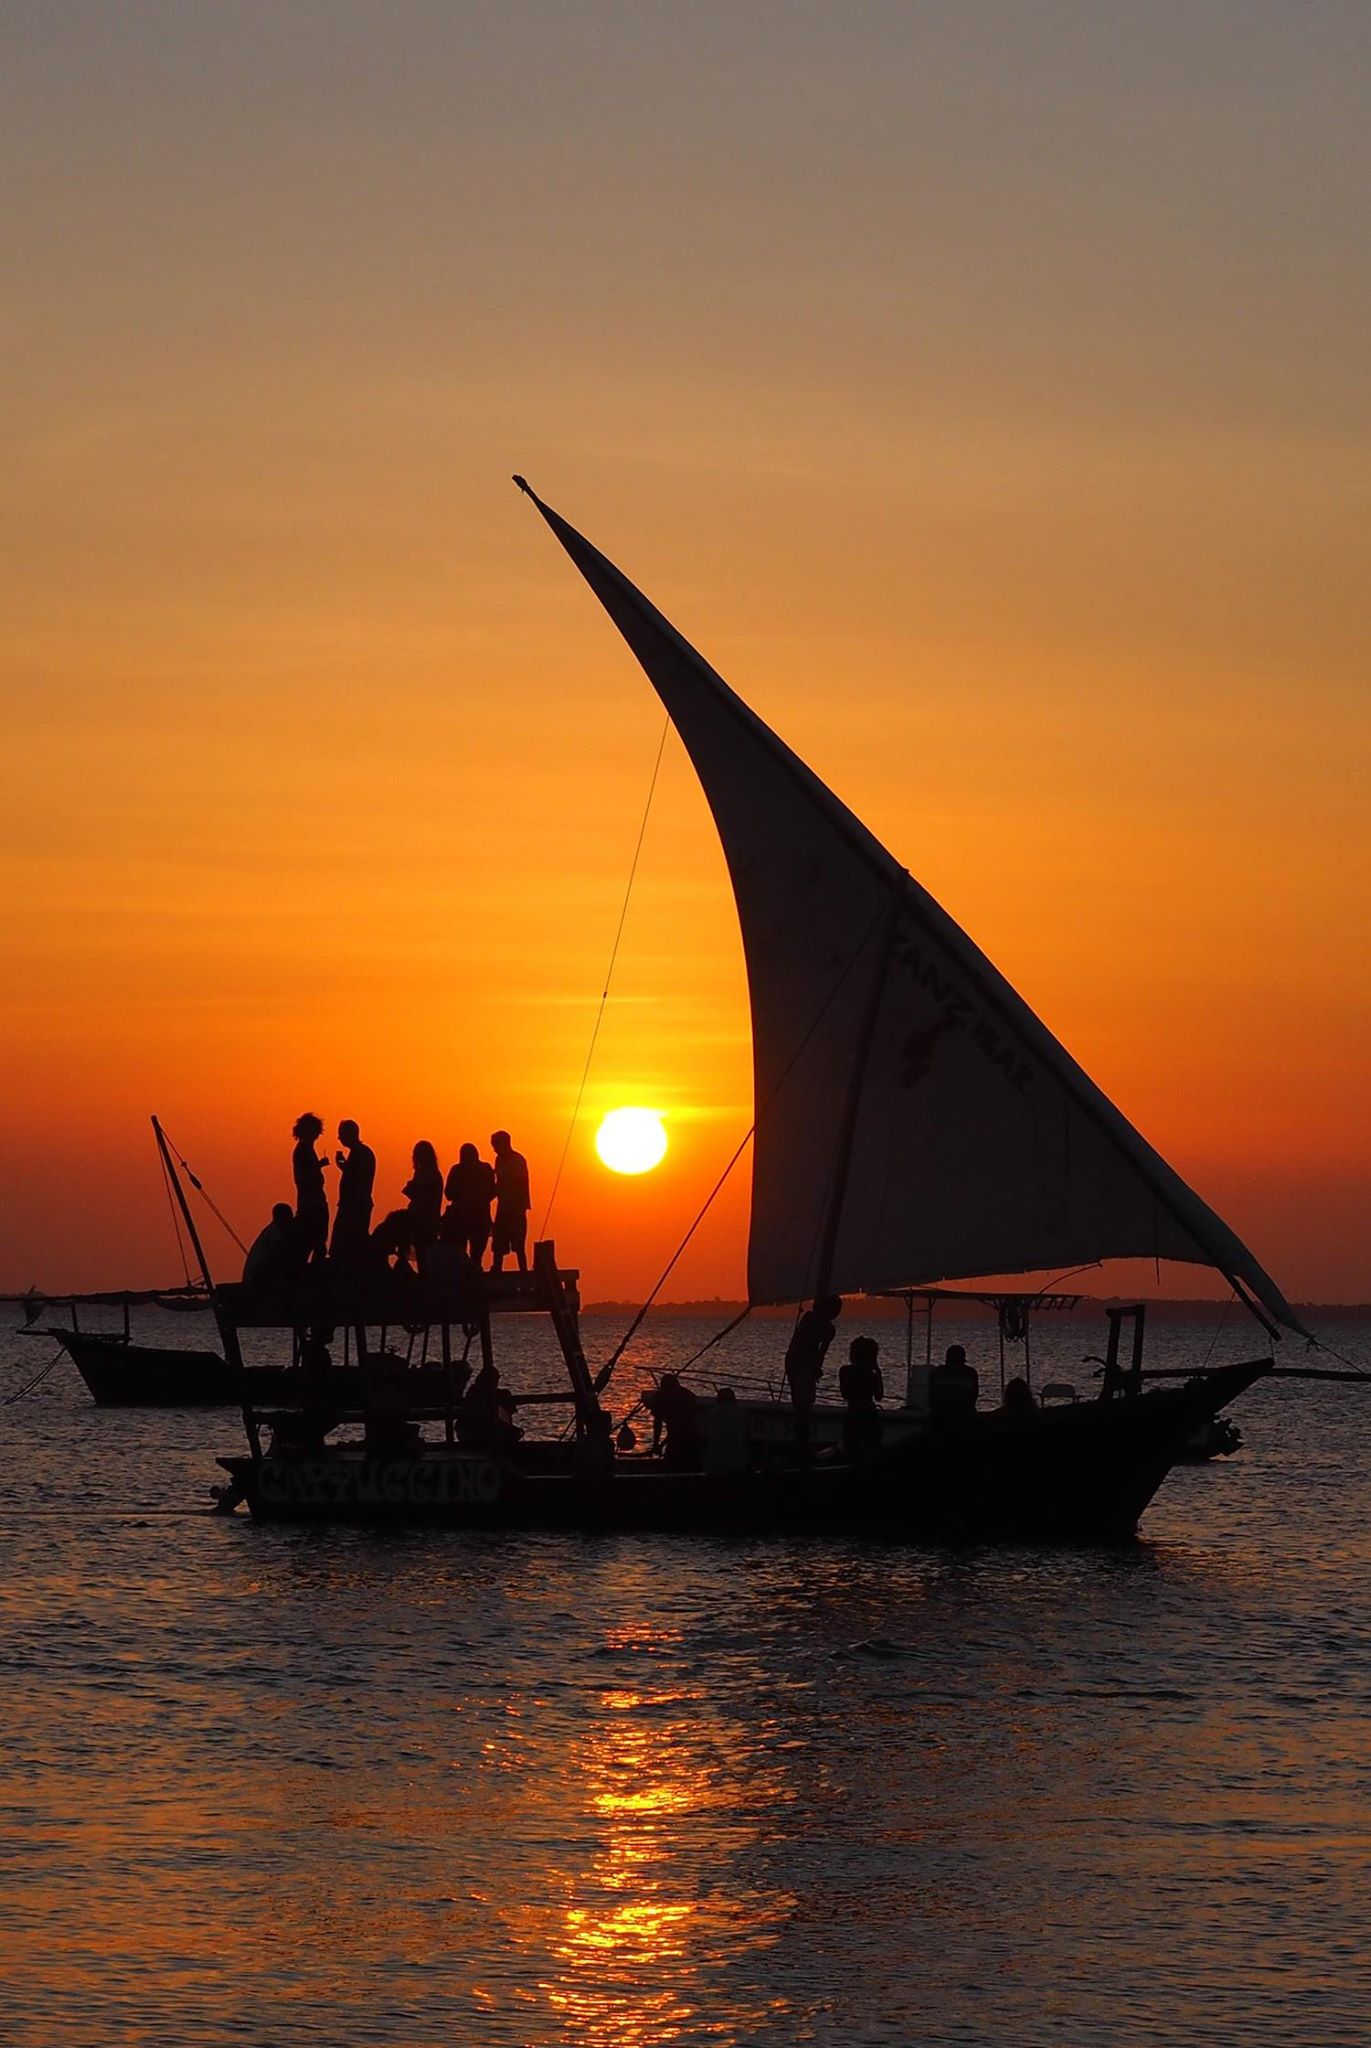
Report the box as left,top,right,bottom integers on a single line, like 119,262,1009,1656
533,1239,597,1430
1101,1306,1145,1402
1130,1304,1146,1397
1101,1309,1123,1400
903,1293,915,1408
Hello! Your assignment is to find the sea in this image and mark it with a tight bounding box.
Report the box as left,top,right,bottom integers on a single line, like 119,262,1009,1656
2,1304,1367,2048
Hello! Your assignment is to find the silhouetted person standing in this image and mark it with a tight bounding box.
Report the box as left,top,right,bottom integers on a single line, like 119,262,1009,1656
491,1130,531,1273
785,1293,842,1452
291,1113,329,1268
442,1142,496,1267
839,1335,884,1460
331,1119,376,1267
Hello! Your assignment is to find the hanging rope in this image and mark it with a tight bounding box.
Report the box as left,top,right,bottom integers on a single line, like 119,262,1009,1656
1031,1262,1103,1297
157,1125,249,1255
593,1124,757,1392
5,1346,65,1404
676,1303,752,1372
539,711,672,1240
157,1143,194,1286
1297,1330,1370,1377
1201,1292,1234,1369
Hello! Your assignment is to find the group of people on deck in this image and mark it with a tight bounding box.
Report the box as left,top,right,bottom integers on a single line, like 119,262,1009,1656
242,1115,533,1288
784,1294,991,1456
643,1295,1002,1469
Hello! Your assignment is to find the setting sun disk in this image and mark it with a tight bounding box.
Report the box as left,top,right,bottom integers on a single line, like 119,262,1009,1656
595,1108,668,1175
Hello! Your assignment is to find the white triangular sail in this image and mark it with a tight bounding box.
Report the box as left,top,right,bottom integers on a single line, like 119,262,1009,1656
520,481,1305,1338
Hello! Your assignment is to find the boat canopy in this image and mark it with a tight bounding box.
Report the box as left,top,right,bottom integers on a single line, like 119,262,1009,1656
519,482,1307,1340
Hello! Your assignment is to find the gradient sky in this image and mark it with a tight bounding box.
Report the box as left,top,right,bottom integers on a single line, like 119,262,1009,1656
2,2,1367,1300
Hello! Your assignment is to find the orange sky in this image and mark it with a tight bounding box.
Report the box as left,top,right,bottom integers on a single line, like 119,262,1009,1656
2,5,1367,1299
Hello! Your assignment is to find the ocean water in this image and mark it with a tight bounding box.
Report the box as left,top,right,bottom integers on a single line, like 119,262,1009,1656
1,1305,1368,2048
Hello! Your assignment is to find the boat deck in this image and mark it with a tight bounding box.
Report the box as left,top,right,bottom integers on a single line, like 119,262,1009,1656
216,1265,579,1330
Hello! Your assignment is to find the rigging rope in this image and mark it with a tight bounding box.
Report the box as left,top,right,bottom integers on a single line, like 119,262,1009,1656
594,894,895,1392
157,1144,194,1287
1201,1293,1234,1370
5,1346,65,1404
676,1303,752,1372
539,711,672,1241
1030,1262,1103,1297
158,1126,249,1255
1298,1331,1370,1378
593,1125,757,1392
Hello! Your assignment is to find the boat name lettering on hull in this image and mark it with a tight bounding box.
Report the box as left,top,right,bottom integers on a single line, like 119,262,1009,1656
258,1457,502,1510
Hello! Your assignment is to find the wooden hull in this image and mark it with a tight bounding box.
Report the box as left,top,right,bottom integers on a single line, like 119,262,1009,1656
218,1358,1269,1544
58,1332,237,1407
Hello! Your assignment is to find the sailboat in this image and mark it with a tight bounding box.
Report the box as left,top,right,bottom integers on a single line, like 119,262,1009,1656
211,483,1302,1539
13,1285,231,1406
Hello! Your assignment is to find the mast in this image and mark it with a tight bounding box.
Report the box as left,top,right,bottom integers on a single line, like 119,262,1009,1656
808,897,900,1307
152,1115,260,1458
152,1116,217,1293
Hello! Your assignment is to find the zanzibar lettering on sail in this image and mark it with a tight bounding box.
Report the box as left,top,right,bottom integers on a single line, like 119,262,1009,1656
891,925,1034,1096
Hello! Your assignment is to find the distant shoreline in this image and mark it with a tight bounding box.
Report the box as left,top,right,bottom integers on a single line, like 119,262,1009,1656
582,1297,1371,1321
4,1291,1366,1323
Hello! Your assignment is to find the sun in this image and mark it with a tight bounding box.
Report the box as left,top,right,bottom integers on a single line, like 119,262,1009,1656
595,1107,668,1176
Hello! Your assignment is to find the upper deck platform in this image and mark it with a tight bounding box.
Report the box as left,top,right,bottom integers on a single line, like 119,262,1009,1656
216,1263,580,1330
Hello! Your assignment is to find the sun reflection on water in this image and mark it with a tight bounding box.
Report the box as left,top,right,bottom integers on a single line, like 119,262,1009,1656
537,1630,791,2046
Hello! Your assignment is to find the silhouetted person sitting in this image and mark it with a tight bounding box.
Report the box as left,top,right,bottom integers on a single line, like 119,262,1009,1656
930,1343,980,1422
373,1140,444,1271
644,1372,704,1469
458,1360,499,1446
839,1335,885,1460
491,1131,531,1273
785,1294,842,1451
331,1118,376,1267
441,1142,497,1267
243,1203,302,1291
459,1361,522,1458
291,1113,329,1268
1001,1375,1037,1416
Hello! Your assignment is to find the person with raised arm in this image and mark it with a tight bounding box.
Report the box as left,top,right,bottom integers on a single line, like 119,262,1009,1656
784,1294,842,1453
331,1118,376,1268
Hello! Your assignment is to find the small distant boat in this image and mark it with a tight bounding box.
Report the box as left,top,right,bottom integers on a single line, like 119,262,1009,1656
52,1327,235,1407
203,484,1330,1541
15,1287,234,1407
